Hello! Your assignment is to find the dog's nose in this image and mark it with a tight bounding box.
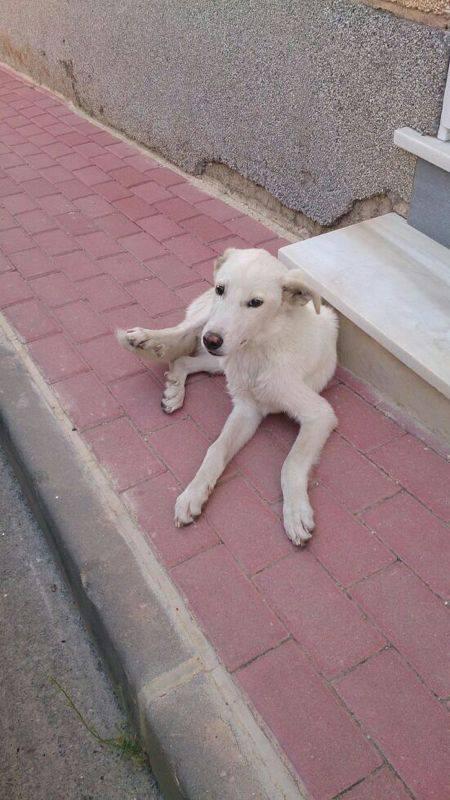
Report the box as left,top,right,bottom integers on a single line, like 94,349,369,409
203,331,223,351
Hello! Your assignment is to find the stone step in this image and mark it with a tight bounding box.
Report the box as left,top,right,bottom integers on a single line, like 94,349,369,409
279,213,450,440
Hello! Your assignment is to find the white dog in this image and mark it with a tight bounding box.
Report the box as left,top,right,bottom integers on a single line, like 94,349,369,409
118,248,338,546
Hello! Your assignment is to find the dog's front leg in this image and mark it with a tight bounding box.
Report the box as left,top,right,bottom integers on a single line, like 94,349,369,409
280,385,337,546
117,288,214,362
175,400,263,526
162,352,225,414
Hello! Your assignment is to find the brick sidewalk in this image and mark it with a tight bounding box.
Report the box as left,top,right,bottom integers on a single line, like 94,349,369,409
1,64,449,800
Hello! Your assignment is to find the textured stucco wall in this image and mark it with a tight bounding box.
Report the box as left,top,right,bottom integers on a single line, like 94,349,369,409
0,0,449,226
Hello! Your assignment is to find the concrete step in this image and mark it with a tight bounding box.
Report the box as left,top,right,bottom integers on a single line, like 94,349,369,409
279,213,450,442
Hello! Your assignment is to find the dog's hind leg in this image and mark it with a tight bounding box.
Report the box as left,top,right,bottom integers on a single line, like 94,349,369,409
161,352,224,414
117,288,214,363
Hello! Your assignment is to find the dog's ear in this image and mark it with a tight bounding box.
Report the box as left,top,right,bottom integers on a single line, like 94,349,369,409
282,270,321,314
213,248,235,277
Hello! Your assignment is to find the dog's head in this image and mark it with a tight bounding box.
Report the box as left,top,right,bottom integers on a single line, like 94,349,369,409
202,248,321,357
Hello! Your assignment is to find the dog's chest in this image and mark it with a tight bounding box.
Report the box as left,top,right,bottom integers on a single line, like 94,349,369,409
225,353,278,410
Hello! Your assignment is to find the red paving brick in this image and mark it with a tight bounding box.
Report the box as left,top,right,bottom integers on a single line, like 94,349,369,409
31,271,81,307
109,165,152,188
110,371,176,434
171,182,211,204
172,545,287,670
0,251,13,273
335,649,450,800
183,377,232,439
99,252,150,283
55,211,97,236
0,207,16,231
144,253,197,289
0,226,34,254
122,154,159,172
73,165,109,186
235,429,286,502
33,228,79,256
54,300,109,343
1,66,449,798
53,371,123,430
79,274,133,312
123,471,219,567
342,767,412,800
369,434,450,522
100,303,152,335
4,298,61,341
0,270,33,307
92,179,130,202
117,231,165,261
188,254,215,278
132,180,171,205
95,212,140,239
195,197,242,223
9,247,55,278
38,192,76,215
155,196,198,222
75,230,122,258
237,640,382,800
16,208,55,233
22,177,59,198
74,193,114,218
181,213,230,243
176,280,211,305
138,213,183,241
52,250,103,282
150,166,185,187
316,432,399,512
1,191,37,213
308,484,396,586
225,215,274,244
210,234,251,253
205,477,293,574
362,491,450,599
113,194,157,221
325,384,404,452
351,562,450,697
126,276,183,316
149,418,218,486
83,417,164,492
79,333,145,383
165,232,216,265
255,551,385,677
28,332,88,383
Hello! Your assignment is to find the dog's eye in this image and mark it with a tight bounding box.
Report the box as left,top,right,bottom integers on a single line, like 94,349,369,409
215,285,225,296
247,298,263,308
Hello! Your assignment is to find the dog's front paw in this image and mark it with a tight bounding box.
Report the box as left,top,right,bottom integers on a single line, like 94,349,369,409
161,371,185,414
174,484,208,527
117,327,166,359
283,496,315,547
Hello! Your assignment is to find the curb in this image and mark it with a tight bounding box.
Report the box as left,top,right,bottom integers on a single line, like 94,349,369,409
0,318,305,800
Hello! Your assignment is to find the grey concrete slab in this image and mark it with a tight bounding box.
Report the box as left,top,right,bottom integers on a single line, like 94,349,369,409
0,1,448,225
0,321,304,800
408,158,450,248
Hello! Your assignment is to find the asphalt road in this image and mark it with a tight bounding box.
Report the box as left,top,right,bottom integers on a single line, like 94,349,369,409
0,443,162,800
